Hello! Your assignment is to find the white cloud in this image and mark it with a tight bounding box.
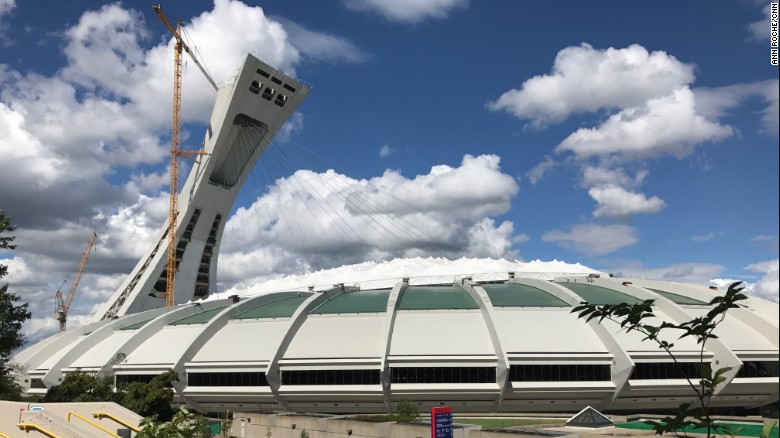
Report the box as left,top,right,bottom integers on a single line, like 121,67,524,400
379,144,396,158
745,259,779,302
488,43,694,127
690,232,725,242
542,223,638,256
0,0,14,18
525,156,559,185
581,165,647,189
609,260,725,285
557,88,733,160
747,4,772,41
0,1,375,343
589,186,665,219
694,80,779,137
274,18,369,64
341,0,468,23
217,154,522,285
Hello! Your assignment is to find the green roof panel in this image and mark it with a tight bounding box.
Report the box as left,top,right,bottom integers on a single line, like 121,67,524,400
482,283,569,307
169,306,228,326
398,286,478,310
235,295,311,319
119,318,154,330
648,288,707,305
312,289,391,314
556,282,643,305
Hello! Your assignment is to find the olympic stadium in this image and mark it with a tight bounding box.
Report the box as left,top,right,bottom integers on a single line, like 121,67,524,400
10,54,780,415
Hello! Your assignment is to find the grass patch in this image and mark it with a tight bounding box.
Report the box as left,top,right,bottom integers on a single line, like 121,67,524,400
454,418,565,429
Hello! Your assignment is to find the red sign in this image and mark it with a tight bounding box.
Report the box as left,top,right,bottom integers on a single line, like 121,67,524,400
431,406,453,438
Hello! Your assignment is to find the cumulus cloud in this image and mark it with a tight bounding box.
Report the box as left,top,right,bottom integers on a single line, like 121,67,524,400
557,88,733,160
488,44,694,127
525,156,559,185
218,154,522,286
0,1,374,343
745,259,779,302
341,0,468,23
589,186,666,219
542,223,638,256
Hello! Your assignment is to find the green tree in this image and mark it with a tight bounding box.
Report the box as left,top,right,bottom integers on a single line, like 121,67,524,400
395,400,420,423
0,209,32,400
119,370,179,421
43,370,119,403
136,407,211,438
572,282,748,438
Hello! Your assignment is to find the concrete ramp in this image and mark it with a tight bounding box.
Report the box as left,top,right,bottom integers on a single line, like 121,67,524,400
0,401,142,438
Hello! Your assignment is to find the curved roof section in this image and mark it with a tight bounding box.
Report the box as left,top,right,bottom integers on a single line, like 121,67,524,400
170,306,228,325
311,289,390,314
235,294,311,319
557,282,643,305
398,286,478,310
647,288,707,305
482,283,569,307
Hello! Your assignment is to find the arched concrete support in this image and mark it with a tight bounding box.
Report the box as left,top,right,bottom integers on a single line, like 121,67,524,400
526,278,634,403
632,279,779,348
266,286,352,411
379,279,407,413
172,292,307,409
15,319,110,390
584,277,743,396
40,307,174,388
458,278,510,412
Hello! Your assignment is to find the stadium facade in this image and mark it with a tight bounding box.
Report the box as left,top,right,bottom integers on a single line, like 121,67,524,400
12,273,779,413
11,53,779,414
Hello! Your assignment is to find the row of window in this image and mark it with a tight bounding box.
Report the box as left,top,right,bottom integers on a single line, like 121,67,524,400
188,372,269,387
282,369,380,386
736,361,780,378
390,367,496,384
121,361,780,389
509,364,611,382
116,374,157,385
630,362,702,380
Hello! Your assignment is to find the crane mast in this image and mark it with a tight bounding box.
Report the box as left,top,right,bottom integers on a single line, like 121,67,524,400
55,231,97,332
153,4,216,307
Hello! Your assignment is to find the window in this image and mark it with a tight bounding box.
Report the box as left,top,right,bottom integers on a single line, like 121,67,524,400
282,369,380,385
509,364,611,382
257,68,270,78
390,367,496,384
116,374,157,385
187,372,269,387
630,362,703,380
737,361,780,378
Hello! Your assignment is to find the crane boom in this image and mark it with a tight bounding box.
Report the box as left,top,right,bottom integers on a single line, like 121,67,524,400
153,4,214,307
55,231,97,332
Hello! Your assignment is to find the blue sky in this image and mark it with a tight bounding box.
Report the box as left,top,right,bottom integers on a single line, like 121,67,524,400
0,0,777,340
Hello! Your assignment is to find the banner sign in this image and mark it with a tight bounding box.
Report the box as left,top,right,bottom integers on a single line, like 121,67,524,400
431,406,453,438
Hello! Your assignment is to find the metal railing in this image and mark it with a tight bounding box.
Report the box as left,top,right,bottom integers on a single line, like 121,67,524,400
92,412,140,433
67,411,121,438
17,423,60,438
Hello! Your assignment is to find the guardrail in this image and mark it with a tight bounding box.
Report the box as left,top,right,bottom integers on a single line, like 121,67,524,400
92,412,140,433
17,423,60,438
67,412,121,438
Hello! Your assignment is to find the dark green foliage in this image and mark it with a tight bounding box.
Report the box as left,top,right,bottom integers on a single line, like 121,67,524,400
118,370,179,421
572,282,748,438
395,400,420,423
0,209,32,401
136,407,211,438
43,369,179,421
43,371,120,403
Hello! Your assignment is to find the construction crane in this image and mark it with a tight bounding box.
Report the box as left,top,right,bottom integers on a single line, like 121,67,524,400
55,231,97,332
153,4,217,307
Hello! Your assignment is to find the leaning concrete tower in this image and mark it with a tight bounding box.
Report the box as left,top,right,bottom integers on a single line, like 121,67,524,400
97,54,309,320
